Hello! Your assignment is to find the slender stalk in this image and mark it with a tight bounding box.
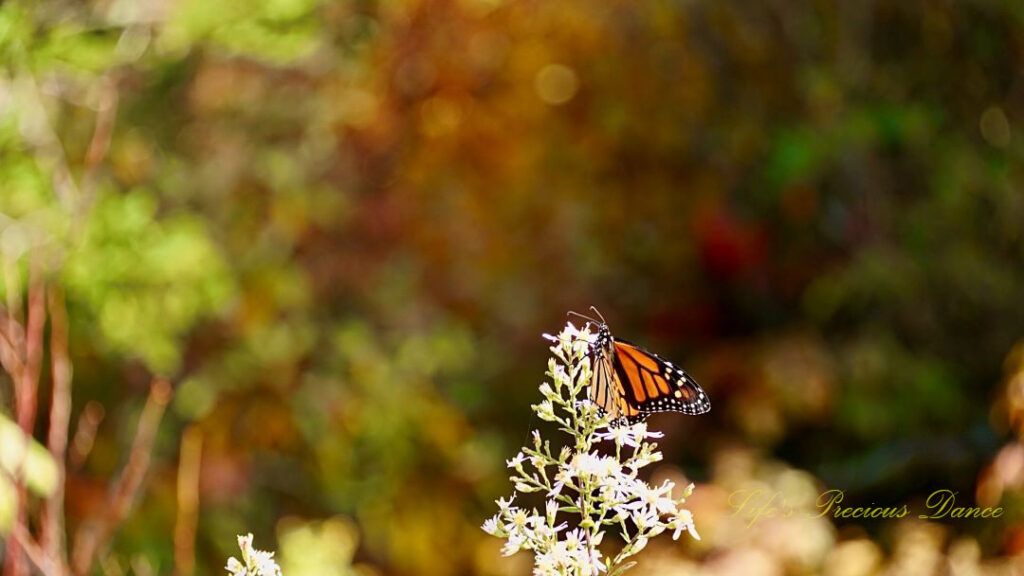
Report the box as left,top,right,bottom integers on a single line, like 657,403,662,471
12,525,60,576
174,426,203,576
4,265,46,576
42,287,73,572
70,380,173,576
68,402,105,471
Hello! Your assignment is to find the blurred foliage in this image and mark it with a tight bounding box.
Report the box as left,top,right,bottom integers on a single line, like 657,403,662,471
0,0,1023,574
277,516,364,576
0,413,58,531
64,190,234,373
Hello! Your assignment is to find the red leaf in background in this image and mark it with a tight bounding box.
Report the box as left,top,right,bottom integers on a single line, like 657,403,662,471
695,205,766,280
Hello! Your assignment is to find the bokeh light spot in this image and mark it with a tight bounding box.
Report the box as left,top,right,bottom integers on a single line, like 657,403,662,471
979,106,1011,148
420,97,462,137
534,64,578,105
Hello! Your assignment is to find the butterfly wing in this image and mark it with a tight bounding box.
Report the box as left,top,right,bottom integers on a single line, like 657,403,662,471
588,327,643,422
610,339,711,419
591,352,642,422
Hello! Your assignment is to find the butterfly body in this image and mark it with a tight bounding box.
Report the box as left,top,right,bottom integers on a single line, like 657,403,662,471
587,319,711,424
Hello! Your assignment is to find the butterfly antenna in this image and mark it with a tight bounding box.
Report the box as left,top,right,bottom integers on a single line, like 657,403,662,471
589,306,606,324
567,310,601,326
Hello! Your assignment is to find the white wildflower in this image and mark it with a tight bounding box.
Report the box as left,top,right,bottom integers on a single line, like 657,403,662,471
539,382,556,400
533,521,568,547
225,533,282,576
225,557,245,576
549,467,574,497
482,515,503,536
496,495,516,512
631,506,661,531
669,508,699,541
581,545,607,575
534,549,563,575
535,400,557,421
252,552,282,576
627,480,678,517
571,452,605,477
595,422,662,448
506,508,531,533
599,473,638,507
503,531,527,557
546,500,559,524
484,322,700,575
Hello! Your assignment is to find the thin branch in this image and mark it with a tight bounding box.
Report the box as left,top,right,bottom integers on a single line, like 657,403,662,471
4,265,45,576
83,77,118,173
70,379,173,576
0,263,24,576
12,525,62,576
2,42,119,576
69,401,105,471
18,264,45,433
76,76,119,234
0,318,26,383
3,256,24,337
42,286,73,568
173,426,203,576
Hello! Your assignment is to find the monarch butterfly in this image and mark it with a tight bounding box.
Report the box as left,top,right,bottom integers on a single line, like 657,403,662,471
569,308,711,424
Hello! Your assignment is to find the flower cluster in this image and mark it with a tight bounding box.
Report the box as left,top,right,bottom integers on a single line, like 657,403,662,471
226,534,283,576
482,323,699,575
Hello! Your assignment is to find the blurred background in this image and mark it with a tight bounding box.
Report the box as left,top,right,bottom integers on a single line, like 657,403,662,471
1,0,1023,574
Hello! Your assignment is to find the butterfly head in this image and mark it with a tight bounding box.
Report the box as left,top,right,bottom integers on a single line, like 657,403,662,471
567,308,613,355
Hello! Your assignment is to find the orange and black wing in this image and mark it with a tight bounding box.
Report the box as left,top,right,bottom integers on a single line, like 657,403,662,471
610,339,710,421
590,352,642,422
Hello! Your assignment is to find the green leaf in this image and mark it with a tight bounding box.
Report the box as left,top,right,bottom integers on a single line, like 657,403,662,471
0,413,59,498
0,475,14,533
608,561,637,576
